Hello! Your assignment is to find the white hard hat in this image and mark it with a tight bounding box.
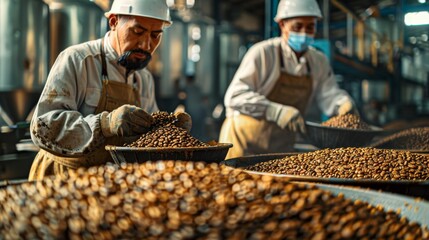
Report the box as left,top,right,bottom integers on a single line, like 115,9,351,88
274,0,322,22
105,0,172,27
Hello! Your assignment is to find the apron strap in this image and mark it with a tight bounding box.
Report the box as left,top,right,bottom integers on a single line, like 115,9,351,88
100,39,109,80
101,39,137,86
279,46,285,69
305,58,311,75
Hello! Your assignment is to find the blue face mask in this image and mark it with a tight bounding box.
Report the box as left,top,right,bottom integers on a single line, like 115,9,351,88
288,32,314,52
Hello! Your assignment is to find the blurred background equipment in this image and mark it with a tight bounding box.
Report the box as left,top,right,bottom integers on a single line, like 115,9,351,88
0,0,51,180
0,0,107,180
0,0,50,126
45,0,108,67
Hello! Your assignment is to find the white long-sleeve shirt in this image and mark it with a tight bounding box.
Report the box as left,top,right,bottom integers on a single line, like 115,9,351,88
224,37,351,118
30,32,158,156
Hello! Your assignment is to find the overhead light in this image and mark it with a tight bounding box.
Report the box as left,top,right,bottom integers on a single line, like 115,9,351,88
186,0,195,8
188,44,200,62
166,0,174,7
418,0,426,3
166,0,195,9
191,27,201,40
404,11,429,26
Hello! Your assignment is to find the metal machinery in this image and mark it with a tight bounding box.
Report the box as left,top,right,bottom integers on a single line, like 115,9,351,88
0,0,50,179
0,0,49,126
324,0,429,126
152,11,215,102
47,0,108,67
0,0,107,180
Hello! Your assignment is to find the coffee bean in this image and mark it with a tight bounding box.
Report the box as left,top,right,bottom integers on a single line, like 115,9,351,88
371,127,429,151
246,147,429,181
0,161,427,239
126,111,208,148
322,114,371,130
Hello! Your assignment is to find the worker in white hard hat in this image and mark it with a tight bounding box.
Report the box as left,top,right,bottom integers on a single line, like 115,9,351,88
219,0,357,159
29,0,191,180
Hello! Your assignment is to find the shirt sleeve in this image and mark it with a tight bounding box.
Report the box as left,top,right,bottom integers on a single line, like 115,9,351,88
30,49,105,157
224,45,276,118
312,53,352,116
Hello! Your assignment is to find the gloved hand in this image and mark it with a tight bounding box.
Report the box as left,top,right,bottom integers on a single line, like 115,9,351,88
336,100,356,116
174,111,192,132
266,102,306,133
100,104,154,137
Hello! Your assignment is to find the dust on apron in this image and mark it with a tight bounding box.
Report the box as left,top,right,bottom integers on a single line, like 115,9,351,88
220,47,313,159
29,40,141,181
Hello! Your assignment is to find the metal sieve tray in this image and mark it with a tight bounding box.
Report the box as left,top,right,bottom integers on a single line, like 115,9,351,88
106,143,233,165
221,153,429,200
305,121,384,149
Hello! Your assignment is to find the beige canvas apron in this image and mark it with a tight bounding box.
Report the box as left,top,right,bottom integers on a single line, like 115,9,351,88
28,41,141,181
220,47,313,159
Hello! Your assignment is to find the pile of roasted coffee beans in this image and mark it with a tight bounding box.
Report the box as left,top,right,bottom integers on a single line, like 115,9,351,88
126,111,208,148
0,161,427,239
127,124,208,148
321,114,371,130
371,127,429,151
149,112,178,130
246,147,429,181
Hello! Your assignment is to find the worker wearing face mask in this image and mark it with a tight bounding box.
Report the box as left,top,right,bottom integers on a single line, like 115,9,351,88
219,0,356,159
29,0,191,180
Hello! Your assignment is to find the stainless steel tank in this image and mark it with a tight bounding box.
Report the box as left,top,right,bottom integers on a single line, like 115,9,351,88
48,0,108,66
0,0,50,124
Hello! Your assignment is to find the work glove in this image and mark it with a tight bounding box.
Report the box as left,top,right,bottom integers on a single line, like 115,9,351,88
100,104,154,137
173,111,192,132
266,102,306,133
336,100,358,116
